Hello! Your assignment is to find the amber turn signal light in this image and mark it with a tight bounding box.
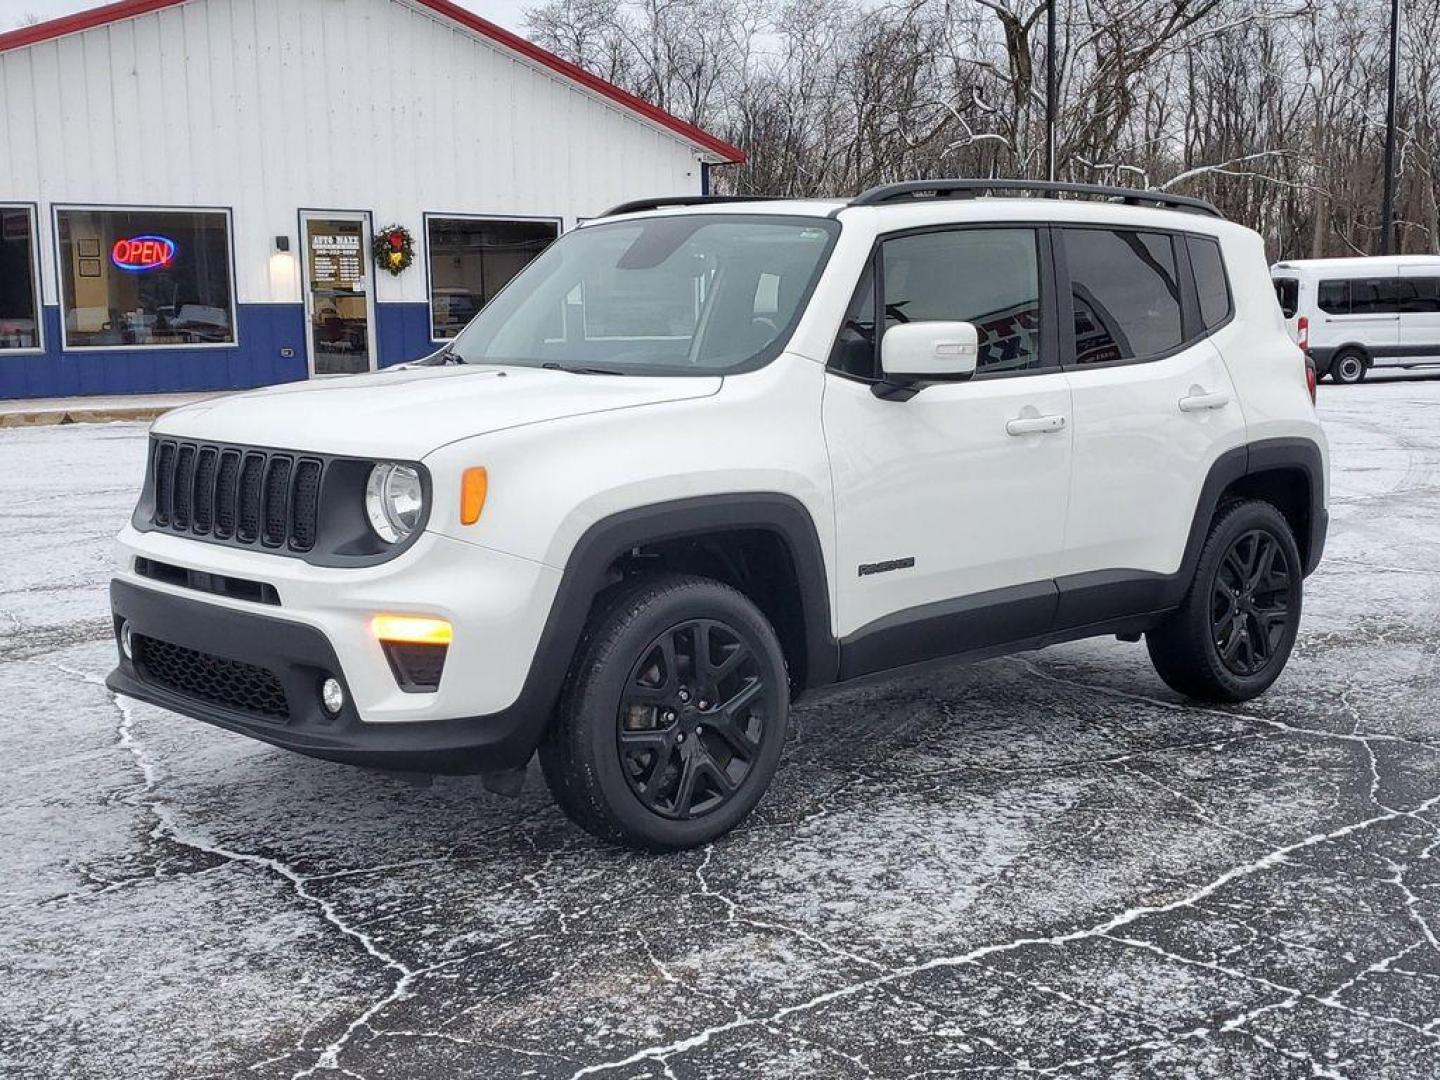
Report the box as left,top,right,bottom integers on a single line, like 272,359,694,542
460,467,488,525
371,614,453,645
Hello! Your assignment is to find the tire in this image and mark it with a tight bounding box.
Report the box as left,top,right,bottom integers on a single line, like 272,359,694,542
1331,349,1367,384
1146,500,1303,703
539,573,789,851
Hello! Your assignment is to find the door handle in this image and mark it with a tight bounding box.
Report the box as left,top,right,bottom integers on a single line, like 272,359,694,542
1178,391,1230,413
1006,414,1067,436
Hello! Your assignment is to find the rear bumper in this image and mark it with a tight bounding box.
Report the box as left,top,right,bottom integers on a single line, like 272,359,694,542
106,579,543,773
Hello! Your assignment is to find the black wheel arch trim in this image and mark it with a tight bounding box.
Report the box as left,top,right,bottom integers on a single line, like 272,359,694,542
1331,344,1372,366
485,492,837,756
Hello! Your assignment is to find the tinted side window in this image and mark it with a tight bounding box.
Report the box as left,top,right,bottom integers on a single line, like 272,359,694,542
1397,277,1440,313
880,228,1043,374
1065,229,1183,363
829,261,877,378
1350,278,1395,314
1190,236,1232,328
1318,280,1349,314
1273,277,1298,319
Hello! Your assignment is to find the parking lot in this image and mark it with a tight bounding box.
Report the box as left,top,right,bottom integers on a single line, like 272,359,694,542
2,377,1437,1080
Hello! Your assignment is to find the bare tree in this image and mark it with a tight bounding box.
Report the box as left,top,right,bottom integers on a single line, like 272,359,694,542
527,0,1437,258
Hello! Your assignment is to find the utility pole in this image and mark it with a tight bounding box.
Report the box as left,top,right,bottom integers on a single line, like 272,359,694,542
1380,0,1400,254
1045,0,1058,181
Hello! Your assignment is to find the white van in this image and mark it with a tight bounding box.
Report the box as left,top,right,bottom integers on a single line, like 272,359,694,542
1271,255,1440,383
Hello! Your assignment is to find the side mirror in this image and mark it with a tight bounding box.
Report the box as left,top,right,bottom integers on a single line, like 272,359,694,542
874,321,979,399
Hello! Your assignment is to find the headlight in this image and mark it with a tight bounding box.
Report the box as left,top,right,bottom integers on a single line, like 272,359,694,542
365,463,425,544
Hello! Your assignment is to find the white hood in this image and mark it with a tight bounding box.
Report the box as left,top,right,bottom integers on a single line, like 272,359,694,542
153,365,723,459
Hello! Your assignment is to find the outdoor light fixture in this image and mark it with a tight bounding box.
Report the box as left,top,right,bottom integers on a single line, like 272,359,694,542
274,234,291,253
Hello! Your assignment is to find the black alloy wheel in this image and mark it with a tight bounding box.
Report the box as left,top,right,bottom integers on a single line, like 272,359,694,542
1210,529,1294,678
540,573,789,850
617,618,767,820
1146,499,1304,703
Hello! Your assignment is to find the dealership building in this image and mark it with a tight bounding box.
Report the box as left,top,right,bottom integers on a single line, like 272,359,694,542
0,0,742,400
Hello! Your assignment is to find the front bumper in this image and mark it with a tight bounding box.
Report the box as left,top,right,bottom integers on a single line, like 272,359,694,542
106,517,564,772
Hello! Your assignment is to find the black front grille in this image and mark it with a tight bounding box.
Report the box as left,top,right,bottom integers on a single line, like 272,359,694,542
136,635,290,721
149,439,322,553
214,450,240,538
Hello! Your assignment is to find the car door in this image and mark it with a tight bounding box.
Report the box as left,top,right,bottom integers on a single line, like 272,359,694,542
822,225,1073,677
1397,270,1440,362
1055,227,1248,626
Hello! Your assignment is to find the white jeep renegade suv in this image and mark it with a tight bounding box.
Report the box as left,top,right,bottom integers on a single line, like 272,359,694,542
108,181,1328,851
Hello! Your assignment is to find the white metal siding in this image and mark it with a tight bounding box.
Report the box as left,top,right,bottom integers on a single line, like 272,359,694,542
0,0,706,307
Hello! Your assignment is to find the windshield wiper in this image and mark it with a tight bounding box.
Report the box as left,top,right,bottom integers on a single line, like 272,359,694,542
541,362,628,376
414,344,467,365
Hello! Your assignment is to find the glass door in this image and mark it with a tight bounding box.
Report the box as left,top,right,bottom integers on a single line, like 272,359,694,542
301,212,377,375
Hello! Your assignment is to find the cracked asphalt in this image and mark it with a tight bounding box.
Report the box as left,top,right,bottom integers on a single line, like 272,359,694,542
3,377,1439,1079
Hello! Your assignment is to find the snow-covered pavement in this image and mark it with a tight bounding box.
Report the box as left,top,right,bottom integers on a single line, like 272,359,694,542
2,379,1438,1079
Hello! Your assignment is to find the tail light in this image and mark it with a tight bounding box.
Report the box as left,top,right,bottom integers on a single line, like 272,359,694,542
1305,355,1317,405
1297,315,1309,352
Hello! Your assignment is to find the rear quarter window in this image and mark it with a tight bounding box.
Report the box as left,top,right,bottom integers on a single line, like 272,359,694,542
1190,237,1232,329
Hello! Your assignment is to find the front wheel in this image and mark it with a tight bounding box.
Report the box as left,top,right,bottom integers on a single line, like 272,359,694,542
540,573,789,851
1146,500,1303,703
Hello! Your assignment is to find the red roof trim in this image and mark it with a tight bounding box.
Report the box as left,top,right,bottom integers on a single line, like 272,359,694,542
0,0,183,52
0,0,746,164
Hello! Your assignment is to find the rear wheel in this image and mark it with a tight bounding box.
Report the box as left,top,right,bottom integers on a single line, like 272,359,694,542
540,573,788,851
1332,349,1367,384
1146,500,1303,703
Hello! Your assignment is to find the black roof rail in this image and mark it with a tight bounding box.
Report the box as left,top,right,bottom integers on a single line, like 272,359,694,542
600,194,782,217
849,179,1222,218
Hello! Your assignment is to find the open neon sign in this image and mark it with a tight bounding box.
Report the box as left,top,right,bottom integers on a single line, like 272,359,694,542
111,235,177,272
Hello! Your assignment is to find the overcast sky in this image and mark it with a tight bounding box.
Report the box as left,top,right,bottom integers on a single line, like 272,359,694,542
5,0,533,35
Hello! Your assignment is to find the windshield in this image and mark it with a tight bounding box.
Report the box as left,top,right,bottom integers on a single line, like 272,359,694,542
442,215,840,375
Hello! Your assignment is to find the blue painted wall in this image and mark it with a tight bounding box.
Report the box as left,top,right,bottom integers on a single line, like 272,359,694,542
2,301,437,400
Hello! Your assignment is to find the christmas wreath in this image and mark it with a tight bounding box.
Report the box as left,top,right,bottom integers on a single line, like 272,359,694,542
373,224,415,276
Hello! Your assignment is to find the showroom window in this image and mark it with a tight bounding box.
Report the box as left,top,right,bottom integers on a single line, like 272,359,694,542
1,205,42,351
55,207,236,349
426,216,559,340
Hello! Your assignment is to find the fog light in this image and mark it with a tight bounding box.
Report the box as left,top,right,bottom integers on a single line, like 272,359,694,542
321,677,346,715
119,620,134,660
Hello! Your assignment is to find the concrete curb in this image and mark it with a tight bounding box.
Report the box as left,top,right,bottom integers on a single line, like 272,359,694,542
0,406,172,428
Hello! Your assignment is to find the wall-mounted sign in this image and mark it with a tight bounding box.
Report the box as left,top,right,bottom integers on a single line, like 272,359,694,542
112,235,177,272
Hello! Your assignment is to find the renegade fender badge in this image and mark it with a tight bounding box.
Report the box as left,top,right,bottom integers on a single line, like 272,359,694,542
858,557,916,576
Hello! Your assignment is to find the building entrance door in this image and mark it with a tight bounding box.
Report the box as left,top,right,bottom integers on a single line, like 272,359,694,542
301,212,377,376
